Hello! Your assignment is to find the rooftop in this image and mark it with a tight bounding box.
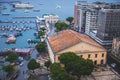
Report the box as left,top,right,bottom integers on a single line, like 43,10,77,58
48,29,104,53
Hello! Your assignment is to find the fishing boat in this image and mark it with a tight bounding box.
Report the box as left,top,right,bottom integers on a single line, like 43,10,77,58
2,13,10,15
33,9,40,12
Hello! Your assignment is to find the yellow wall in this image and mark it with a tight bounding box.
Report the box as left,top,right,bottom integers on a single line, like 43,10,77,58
54,42,107,65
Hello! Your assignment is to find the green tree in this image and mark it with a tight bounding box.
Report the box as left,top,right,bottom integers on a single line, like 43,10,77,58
38,31,45,37
44,60,52,69
3,65,14,74
6,52,19,63
35,42,47,53
59,52,94,79
27,59,40,72
59,52,79,65
50,63,74,80
40,27,46,32
84,59,94,75
55,21,68,32
66,17,74,24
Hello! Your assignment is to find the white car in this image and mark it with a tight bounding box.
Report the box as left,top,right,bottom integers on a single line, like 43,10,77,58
20,62,24,66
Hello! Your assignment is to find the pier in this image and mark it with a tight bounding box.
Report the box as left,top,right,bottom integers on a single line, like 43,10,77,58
13,16,36,19
0,1,21,3
0,20,35,23
13,3,34,9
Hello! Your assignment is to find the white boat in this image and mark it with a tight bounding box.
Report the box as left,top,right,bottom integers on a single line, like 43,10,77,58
56,4,61,9
2,13,10,15
24,10,29,13
6,36,16,43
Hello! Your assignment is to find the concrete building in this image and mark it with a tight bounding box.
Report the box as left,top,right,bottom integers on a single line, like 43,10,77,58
85,8,99,35
112,37,120,57
74,1,89,33
47,29,107,65
74,1,120,49
43,14,59,24
96,9,120,49
74,1,109,33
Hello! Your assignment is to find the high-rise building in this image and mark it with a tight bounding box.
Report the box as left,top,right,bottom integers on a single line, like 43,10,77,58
74,1,120,49
85,8,99,35
74,2,78,29
74,1,88,33
96,9,120,47
74,1,110,33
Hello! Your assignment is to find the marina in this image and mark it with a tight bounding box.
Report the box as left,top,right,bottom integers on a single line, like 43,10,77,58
0,0,75,51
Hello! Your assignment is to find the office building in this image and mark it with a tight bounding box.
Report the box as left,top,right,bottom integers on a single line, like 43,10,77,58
96,9,120,49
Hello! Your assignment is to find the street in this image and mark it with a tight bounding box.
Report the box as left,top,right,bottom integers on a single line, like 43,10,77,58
16,49,49,80
47,23,55,36
15,49,38,80
16,23,55,80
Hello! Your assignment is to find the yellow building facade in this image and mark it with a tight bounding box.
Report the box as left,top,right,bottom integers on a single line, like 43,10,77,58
47,29,107,65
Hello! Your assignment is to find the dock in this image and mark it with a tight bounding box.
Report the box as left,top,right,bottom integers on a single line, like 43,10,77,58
13,16,36,19
13,3,34,9
0,1,21,3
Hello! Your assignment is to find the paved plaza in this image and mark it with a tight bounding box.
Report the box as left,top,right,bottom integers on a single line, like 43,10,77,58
85,65,120,80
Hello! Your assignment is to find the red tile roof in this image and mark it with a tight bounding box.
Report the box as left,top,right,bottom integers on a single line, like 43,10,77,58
48,29,104,53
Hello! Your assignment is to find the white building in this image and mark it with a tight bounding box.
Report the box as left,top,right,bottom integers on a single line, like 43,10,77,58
85,8,99,35
75,1,89,33
43,14,59,24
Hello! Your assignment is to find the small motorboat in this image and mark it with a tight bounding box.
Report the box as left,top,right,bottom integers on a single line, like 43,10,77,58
24,10,30,13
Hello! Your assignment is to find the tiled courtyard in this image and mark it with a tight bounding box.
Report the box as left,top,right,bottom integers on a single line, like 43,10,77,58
88,66,120,80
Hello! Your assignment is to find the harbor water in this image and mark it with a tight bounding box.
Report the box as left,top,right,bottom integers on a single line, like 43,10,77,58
0,0,118,51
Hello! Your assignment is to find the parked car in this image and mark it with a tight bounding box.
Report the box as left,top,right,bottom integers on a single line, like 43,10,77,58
19,62,24,67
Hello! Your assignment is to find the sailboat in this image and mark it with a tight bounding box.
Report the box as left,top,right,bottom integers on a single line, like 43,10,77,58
56,4,61,9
